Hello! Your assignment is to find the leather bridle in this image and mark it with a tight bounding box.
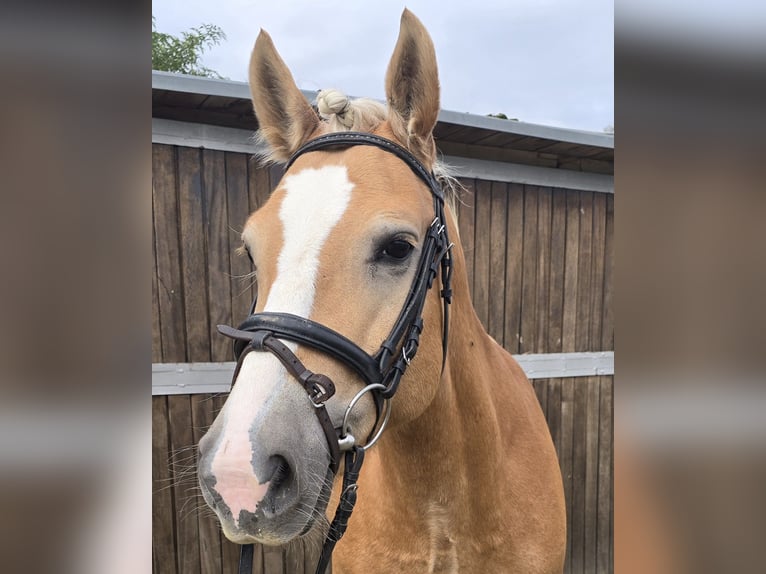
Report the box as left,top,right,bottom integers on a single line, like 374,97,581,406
216,132,453,574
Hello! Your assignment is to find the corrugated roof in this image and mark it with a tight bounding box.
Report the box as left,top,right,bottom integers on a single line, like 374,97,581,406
152,71,613,173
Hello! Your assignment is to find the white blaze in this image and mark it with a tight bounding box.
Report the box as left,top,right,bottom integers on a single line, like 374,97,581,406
211,165,353,525
265,165,355,315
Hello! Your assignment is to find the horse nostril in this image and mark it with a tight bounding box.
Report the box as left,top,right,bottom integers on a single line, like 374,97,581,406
269,455,291,490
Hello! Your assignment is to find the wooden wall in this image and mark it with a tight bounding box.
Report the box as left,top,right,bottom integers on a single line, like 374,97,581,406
152,143,614,573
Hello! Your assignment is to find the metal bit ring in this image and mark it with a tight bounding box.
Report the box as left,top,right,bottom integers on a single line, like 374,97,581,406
339,383,392,451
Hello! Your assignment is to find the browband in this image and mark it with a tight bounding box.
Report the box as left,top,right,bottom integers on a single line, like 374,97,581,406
284,132,445,202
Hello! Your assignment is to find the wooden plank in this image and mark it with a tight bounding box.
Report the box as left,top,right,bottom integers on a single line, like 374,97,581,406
574,192,594,352
600,209,614,573
609,421,613,574
532,379,547,415
487,181,508,345
178,148,211,363
548,189,567,353
503,183,524,354
560,378,575,573
543,376,563,571
519,185,538,353
535,187,552,352
152,212,162,363
153,144,187,362
601,194,614,350
472,179,492,329
571,190,594,572
269,164,286,190
283,541,304,573
202,149,233,363
303,538,316,573
570,376,588,574
168,395,201,574
249,159,273,212
547,378,563,458
152,254,163,573
456,178,476,298
152,396,178,574
226,153,255,318
304,537,324,573
583,377,600,573
561,190,580,352
597,377,613,574
262,545,284,574
221,538,241,573
589,193,607,351
191,394,222,574
254,545,265,573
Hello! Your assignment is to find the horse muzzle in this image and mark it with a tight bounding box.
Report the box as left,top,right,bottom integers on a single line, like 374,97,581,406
197,352,335,544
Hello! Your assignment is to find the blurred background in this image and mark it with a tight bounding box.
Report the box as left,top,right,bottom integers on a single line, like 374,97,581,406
617,1,766,572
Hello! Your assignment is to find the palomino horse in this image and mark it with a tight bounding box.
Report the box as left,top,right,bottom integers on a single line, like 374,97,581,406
198,9,566,573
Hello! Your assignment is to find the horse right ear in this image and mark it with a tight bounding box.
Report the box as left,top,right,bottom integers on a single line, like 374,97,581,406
249,30,319,162
385,9,440,167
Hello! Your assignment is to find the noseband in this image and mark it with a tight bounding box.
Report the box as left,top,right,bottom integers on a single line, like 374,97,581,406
217,132,453,574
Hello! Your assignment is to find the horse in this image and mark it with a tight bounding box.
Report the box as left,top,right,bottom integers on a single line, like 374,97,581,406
198,9,566,573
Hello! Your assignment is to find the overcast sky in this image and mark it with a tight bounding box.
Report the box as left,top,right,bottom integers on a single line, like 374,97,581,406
153,0,614,133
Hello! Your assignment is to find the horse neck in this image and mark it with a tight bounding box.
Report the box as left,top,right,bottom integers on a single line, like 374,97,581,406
374,218,507,509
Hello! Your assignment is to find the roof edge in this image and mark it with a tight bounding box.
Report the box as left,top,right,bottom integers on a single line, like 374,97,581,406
152,70,614,150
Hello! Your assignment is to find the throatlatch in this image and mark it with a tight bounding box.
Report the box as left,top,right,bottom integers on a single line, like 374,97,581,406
217,132,453,574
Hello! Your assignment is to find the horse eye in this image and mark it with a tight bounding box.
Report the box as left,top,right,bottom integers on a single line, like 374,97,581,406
382,239,414,261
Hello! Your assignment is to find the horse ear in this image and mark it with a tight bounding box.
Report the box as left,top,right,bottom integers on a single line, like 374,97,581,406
385,9,440,166
249,30,319,162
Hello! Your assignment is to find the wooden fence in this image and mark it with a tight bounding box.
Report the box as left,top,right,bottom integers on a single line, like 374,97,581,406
152,143,613,573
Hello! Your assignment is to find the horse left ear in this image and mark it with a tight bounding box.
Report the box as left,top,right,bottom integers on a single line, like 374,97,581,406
385,9,440,167
249,30,320,162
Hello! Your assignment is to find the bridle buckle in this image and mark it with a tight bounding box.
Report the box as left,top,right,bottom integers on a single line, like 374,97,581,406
302,372,335,406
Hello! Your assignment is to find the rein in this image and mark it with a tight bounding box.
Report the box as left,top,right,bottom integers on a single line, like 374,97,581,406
217,132,453,574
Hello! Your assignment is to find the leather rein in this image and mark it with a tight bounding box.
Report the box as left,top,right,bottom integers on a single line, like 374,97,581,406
217,132,453,574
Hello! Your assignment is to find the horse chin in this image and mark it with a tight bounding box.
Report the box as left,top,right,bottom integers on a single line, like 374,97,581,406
216,464,335,546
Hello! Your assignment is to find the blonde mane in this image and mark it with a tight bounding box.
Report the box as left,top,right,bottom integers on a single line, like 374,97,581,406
315,89,386,133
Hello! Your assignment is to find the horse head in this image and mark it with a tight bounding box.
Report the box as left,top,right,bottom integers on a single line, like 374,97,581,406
198,9,452,546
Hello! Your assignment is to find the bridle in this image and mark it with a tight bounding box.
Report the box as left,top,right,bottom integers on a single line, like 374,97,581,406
216,132,454,574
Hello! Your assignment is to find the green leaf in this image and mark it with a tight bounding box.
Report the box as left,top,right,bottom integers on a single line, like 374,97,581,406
152,16,227,78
